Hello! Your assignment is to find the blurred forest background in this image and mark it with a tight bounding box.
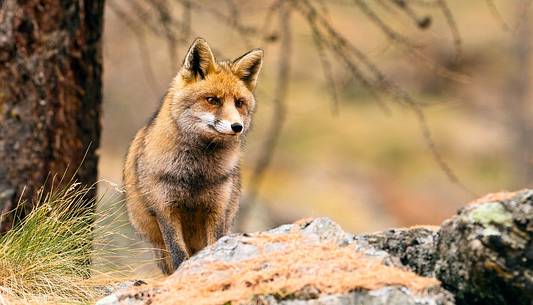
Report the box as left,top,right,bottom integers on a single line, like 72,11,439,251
96,0,532,272
1,0,532,298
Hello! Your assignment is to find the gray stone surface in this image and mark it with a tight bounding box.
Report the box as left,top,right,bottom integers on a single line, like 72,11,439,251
96,190,533,305
254,287,453,305
97,218,452,305
95,280,148,305
354,226,439,276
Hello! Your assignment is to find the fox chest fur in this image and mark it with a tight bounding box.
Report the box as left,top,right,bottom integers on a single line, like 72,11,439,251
136,129,241,212
123,38,263,274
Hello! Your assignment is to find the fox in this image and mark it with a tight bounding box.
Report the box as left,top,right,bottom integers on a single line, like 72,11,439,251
123,38,263,274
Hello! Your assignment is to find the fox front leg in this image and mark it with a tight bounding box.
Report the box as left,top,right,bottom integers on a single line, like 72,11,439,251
205,207,226,245
224,179,240,234
155,211,189,273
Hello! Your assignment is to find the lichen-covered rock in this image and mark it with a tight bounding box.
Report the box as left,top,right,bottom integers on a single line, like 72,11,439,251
353,226,439,276
97,218,452,305
96,190,533,305
434,190,533,305
98,280,148,297
95,280,148,305
254,286,453,305
0,292,14,305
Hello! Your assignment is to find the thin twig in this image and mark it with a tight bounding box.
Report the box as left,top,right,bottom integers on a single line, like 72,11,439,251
181,0,192,42
390,0,433,29
243,2,292,212
485,0,510,31
296,0,475,195
436,0,462,62
296,0,391,112
311,28,340,115
512,0,533,33
107,1,161,96
259,0,283,42
225,0,253,49
149,0,180,70
174,0,260,38
352,0,419,48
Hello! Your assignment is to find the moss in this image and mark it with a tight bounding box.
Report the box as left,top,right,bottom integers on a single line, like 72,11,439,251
469,202,513,228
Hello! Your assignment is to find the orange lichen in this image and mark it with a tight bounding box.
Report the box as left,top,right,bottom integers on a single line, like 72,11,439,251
407,225,440,231
468,191,518,205
127,233,440,305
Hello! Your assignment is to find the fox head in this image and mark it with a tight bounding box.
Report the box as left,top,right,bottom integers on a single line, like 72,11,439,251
168,38,263,143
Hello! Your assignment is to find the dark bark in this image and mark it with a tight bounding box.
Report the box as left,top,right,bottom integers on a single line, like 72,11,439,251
0,0,104,233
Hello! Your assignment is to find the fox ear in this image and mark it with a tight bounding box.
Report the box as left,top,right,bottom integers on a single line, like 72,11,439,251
180,38,216,82
232,49,264,91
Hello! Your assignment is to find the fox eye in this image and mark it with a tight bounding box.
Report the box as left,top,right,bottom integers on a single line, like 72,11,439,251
235,99,244,108
206,96,221,106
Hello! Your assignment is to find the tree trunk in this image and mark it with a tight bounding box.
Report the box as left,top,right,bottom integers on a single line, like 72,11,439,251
0,0,104,233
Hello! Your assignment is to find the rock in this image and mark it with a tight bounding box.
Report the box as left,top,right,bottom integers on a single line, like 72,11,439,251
99,280,148,296
254,287,453,305
96,190,533,305
0,286,16,304
354,226,439,276
99,218,452,305
95,280,148,305
0,293,13,305
434,190,533,305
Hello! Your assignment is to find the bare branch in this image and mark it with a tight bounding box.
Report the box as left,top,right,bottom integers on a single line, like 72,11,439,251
295,0,475,195
436,0,462,61
225,0,253,49
259,0,283,42
148,0,180,70
512,0,533,33
390,0,433,29
174,0,261,39
243,2,292,212
181,0,192,42
352,0,419,48
311,27,340,115
405,0,440,8
108,1,161,96
296,0,391,113
406,48,471,84
485,0,510,31
376,0,398,14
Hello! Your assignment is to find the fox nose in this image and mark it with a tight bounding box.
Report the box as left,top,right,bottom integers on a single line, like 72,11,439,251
231,123,243,133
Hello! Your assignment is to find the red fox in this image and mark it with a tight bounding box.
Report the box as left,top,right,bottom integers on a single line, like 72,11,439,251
123,38,263,274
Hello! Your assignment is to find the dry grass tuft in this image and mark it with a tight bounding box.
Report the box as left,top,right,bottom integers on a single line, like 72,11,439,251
0,181,142,304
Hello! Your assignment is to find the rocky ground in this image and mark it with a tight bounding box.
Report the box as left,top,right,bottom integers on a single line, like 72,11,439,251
97,190,533,305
